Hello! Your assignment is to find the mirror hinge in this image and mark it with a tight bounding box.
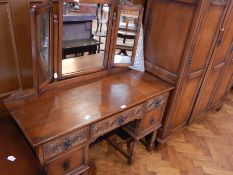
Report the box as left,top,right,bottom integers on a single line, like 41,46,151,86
187,55,193,65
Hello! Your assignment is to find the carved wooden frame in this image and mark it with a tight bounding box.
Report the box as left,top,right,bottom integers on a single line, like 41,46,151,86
30,0,54,94
211,0,227,6
109,0,144,67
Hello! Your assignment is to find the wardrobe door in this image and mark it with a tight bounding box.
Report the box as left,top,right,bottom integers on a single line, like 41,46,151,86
210,52,233,107
189,1,233,123
209,6,233,108
144,0,202,85
167,0,229,133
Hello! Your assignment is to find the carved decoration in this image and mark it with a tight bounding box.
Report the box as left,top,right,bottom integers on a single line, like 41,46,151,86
145,94,168,112
91,105,144,138
211,0,227,5
118,0,136,7
43,127,89,159
32,0,52,14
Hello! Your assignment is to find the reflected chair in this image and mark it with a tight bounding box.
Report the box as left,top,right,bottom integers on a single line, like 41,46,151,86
116,16,137,56
94,4,110,53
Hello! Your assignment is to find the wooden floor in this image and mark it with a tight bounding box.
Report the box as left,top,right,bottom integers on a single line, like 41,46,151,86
0,116,41,175
0,90,233,175
87,90,233,175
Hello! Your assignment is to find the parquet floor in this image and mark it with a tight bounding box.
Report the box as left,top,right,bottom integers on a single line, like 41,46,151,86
87,90,233,175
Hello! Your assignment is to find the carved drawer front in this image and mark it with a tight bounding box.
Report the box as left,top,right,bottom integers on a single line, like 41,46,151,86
145,93,169,113
124,94,168,139
45,145,88,175
44,127,89,160
90,104,144,139
140,106,164,131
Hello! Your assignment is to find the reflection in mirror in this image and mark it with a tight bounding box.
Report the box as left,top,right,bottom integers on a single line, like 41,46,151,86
40,13,50,72
62,1,110,75
114,9,140,65
37,11,53,91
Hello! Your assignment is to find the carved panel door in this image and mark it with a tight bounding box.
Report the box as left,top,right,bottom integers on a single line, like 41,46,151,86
189,1,233,123
144,0,206,85
167,0,230,134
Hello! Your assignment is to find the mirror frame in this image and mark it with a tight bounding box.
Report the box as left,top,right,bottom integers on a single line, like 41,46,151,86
110,1,143,67
57,0,115,79
30,0,54,94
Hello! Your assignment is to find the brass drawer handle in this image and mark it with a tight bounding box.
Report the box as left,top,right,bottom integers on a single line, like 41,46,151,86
92,125,98,132
155,100,161,107
148,99,162,110
118,116,125,126
63,161,70,171
63,139,72,150
150,116,155,125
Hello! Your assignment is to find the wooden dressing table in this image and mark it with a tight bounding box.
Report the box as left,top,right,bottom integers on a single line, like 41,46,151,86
5,71,173,174
4,1,174,174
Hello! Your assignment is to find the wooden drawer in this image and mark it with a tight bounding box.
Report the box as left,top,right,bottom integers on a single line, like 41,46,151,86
145,93,169,113
141,93,168,132
44,127,89,160
140,107,164,131
45,145,88,175
123,93,169,139
90,104,144,139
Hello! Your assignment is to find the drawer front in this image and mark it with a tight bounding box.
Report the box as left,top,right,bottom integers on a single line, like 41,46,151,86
140,107,164,131
44,127,89,160
90,104,144,139
45,145,88,175
145,93,169,112
141,93,169,131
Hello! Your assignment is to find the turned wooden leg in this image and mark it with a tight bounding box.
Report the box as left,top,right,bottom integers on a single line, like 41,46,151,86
127,140,137,165
147,131,157,152
155,140,162,151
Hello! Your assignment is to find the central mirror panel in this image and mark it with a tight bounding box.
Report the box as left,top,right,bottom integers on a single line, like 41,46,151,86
61,1,111,76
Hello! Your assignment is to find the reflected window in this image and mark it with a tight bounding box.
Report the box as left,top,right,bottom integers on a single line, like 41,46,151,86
62,1,110,75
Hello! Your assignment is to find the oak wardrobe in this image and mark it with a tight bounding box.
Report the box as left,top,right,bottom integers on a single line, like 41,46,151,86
144,0,233,146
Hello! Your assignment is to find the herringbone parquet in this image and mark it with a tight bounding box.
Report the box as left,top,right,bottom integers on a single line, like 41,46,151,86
87,90,233,175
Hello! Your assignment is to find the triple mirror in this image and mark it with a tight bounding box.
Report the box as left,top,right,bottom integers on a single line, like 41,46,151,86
31,0,143,93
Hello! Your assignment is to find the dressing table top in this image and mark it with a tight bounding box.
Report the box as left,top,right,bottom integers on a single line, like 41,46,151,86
5,71,173,147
